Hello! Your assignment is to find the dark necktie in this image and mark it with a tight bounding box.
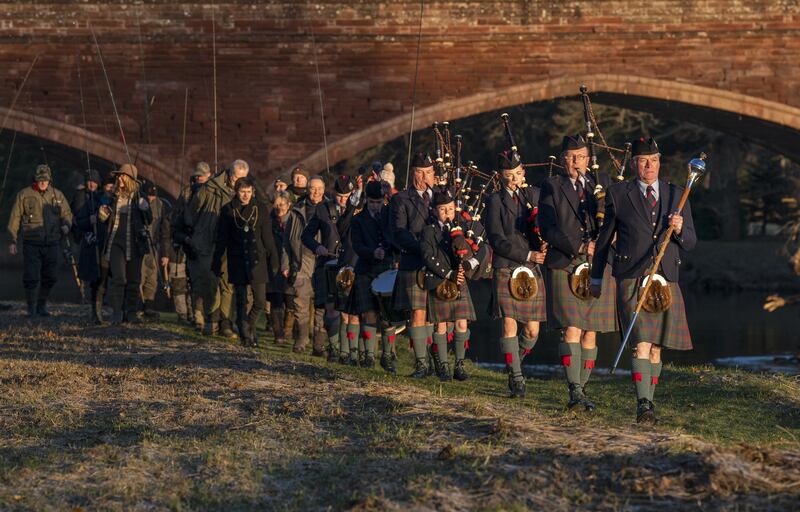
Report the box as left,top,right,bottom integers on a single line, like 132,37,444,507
646,185,657,210
576,178,585,202
422,191,430,208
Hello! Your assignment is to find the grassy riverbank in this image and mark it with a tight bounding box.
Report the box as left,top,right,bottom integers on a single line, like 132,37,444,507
1,304,798,510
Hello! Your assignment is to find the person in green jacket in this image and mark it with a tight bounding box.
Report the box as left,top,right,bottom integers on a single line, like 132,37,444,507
7,164,73,316
182,159,249,337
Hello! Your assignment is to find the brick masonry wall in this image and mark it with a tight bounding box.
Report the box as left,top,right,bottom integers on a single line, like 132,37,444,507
0,1,798,193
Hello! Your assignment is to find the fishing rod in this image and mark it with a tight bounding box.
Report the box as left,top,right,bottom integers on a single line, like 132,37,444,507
211,0,219,172
178,87,189,192
77,53,100,269
91,24,166,298
0,54,40,140
135,7,152,145
404,0,424,189
0,131,18,210
307,12,331,181
26,91,84,302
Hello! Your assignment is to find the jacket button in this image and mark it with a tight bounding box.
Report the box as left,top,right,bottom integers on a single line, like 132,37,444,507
677,259,682,265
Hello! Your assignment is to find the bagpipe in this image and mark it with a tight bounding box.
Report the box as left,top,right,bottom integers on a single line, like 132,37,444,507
426,122,494,282
570,85,633,301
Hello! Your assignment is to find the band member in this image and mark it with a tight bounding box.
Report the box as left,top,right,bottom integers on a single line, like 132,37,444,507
590,137,696,424
540,134,618,412
347,181,396,369
212,177,273,347
390,152,436,378
484,151,548,398
420,189,479,381
301,175,360,361
97,164,152,325
281,175,326,353
7,164,73,317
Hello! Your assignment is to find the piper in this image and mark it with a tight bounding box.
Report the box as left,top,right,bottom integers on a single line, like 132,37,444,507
590,138,697,424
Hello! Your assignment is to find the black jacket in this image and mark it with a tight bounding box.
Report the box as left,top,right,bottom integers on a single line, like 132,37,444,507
539,173,612,270
591,179,696,282
300,199,358,269
351,206,394,277
212,198,273,286
75,190,109,282
390,187,432,271
484,185,542,270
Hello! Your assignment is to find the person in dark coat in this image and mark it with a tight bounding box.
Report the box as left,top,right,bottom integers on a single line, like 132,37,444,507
212,177,273,347
347,181,397,370
419,189,480,382
590,137,696,424
75,174,114,324
484,151,548,398
539,134,619,412
301,174,360,362
97,164,152,325
389,151,436,378
268,191,294,343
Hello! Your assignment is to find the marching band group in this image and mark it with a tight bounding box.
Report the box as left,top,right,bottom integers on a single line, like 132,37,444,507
7,110,698,425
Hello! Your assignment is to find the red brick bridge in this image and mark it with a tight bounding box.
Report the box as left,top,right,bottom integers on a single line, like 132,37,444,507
1,1,799,196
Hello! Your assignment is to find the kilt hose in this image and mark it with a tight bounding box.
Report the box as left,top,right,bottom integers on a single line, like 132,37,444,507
391,269,427,312
426,284,477,324
546,264,618,333
490,265,547,323
617,277,692,351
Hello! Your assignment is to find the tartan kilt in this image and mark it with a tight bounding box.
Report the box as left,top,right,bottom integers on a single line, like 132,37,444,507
346,272,381,315
490,266,547,323
617,277,693,351
312,264,335,308
333,282,352,312
427,284,477,324
546,264,618,333
391,269,427,312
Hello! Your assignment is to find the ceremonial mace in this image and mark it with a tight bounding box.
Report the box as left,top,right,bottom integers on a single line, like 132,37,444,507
610,153,707,374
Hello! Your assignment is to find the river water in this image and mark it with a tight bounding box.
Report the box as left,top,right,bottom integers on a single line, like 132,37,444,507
0,267,797,367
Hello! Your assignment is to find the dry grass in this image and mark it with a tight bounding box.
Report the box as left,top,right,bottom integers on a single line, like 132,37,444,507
0,304,798,511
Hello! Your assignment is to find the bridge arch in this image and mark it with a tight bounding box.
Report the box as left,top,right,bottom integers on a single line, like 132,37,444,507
291,75,800,174
0,107,179,197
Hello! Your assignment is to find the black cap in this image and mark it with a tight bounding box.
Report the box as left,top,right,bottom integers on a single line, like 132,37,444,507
561,133,587,152
497,150,522,171
103,175,115,186
86,169,102,184
411,152,434,169
365,181,383,199
371,161,383,173
631,137,659,157
432,188,454,207
144,182,157,196
334,175,354,194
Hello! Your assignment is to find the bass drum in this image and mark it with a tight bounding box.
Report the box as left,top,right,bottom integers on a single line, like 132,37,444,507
371,269,406,325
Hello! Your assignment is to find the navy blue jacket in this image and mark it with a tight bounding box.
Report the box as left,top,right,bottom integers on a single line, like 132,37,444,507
484,185,542,270
390,187,432,271
301,199,358,268
539,172,612,270
351,206,394,276
591,179,696,282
